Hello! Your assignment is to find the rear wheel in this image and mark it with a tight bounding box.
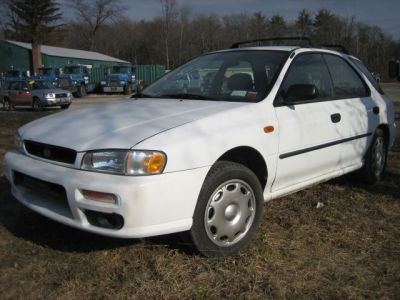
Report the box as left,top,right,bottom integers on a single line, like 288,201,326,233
360,128,387,184
3,98,13,111
190,161,264,257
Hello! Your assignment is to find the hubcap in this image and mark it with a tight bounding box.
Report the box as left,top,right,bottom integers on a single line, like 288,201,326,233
372,136,385,177
204,179,256,247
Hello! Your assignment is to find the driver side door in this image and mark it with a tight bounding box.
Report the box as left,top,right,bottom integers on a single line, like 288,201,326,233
272,53,342,193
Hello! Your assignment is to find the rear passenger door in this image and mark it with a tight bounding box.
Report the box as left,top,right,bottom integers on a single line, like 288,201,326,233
323,54,377,168
272,53,343,192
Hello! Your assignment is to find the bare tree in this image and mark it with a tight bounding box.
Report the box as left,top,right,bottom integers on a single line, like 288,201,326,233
69,0,123,50
159,0,178,69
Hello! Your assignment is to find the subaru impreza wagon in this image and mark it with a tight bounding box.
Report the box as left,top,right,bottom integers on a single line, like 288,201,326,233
4,40,396,257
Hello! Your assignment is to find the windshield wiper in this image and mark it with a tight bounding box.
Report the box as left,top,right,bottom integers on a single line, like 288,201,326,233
158,93,216,100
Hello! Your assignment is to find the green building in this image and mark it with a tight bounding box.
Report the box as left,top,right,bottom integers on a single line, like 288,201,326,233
0,40,165,84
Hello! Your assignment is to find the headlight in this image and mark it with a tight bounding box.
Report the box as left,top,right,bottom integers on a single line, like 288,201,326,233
120,81,126,85
100,81,106,85
67,92,72,97
44,93,55,98
14,133,24,153
81,150,166,175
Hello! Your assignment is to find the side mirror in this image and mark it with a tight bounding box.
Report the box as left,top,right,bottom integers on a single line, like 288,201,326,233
388,60,399,79
284,84,318,102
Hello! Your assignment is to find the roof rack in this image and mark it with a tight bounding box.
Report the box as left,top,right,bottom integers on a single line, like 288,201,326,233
319,44,349,54
230,37,313,49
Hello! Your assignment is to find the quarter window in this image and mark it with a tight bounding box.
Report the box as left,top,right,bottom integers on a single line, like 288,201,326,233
324,54,368,99
281,53,334,101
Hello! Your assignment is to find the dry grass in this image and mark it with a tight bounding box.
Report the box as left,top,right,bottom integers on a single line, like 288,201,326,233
0,88,399,299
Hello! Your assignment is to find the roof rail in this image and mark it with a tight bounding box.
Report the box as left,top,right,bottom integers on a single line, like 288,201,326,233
230,36,313,49
319,44,349,54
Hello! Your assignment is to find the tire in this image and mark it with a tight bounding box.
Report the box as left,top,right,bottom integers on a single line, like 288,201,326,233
190,161,264,257
32,98,42,111
360,128,388,184
124,84,132,95
3,98,13,111
61,104,70,109
76,84,85,98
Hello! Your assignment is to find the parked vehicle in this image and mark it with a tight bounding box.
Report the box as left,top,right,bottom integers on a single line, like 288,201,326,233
58,64,94,98
2,79,72,111
4,38,396,257
33,66,63,87
100,65,136,95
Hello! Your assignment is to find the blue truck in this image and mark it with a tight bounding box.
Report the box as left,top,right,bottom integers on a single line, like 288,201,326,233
58,64,94,98
100,65,136,95
34,66,63,87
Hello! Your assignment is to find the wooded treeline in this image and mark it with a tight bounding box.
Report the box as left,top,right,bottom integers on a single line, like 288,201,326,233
1,0,399,79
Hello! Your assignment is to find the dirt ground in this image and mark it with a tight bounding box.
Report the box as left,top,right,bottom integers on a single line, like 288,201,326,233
0,86,399,299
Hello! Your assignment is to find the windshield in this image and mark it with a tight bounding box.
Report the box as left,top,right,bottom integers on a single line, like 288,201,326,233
6,70,20,77
39,68,52,76
64,66,81,74
113,66,131,73
142,50,288,102
29,80,54,90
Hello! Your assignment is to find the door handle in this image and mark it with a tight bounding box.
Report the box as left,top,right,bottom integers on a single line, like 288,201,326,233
331,113,341,123
373,106,379,115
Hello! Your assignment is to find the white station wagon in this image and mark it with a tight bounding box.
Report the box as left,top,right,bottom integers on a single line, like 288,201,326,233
4,39,397,257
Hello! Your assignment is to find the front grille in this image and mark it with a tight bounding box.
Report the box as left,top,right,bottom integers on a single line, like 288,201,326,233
24,140,77,164
108,77,118,87
59,78,70,88
14,171,72,219
56,93,68,98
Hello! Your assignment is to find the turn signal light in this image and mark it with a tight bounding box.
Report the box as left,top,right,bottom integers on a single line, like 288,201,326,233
81,190,117,204
264,126,274,133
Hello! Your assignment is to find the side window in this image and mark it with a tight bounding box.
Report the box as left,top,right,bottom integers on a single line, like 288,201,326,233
10,82,20,90
350,58,384,94
324,54,368,99
281,53,334,101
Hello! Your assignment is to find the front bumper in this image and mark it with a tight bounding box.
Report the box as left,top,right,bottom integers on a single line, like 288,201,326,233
103,86,124,93
4,150,209,238
42,97,73,106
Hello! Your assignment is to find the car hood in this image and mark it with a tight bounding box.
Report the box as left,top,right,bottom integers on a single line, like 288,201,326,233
19,98,247,151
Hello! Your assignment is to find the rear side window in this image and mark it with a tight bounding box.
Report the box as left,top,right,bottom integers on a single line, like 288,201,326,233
350,58,384,94
324,54,369,99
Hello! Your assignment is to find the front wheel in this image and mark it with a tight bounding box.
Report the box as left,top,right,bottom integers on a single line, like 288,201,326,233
190,161,264,257
76,84,85,98
61,104,70,109
360,128,388,184
32,98,42,111
124,84,132,95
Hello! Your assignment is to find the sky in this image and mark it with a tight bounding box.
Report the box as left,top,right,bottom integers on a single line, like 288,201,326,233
62,0,400,40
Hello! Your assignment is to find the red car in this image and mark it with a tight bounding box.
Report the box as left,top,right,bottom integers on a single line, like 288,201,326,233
2,80,73,111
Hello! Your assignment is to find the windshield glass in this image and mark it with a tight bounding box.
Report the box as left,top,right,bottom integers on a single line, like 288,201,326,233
64,66,81,74
113,66,131,73
142,50,288,102
29,80,54,90
6,70,20,77
39,68,52,76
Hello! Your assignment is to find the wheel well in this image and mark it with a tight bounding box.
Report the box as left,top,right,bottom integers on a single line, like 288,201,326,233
377,124,390,143
217,146,268,189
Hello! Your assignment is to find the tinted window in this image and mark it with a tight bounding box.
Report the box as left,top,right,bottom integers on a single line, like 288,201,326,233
350,58,384,94
324,54,368,99
281,53,334,101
